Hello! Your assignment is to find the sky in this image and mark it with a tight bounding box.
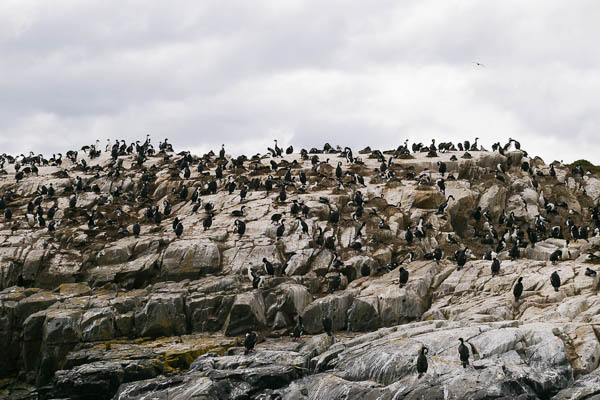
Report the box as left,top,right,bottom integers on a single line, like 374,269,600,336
1,0,600,163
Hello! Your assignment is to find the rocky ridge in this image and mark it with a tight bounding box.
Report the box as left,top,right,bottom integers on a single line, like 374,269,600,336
1,140,600,399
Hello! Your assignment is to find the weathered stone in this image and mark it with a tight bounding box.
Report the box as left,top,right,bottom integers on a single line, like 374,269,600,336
302,291,354,334
161,240,221,280
134,293,187,338
80,307,116,342
223,291,267,336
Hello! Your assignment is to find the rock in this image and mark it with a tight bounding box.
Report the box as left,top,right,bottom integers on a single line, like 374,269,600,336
302,291,355,334
134,292,187,338
161,239,221,280
80,307,116,342
285,249,313,276
347,296,380,331
223,291,267,336
3,144,600,398
187,293,235,332
478,183,507,215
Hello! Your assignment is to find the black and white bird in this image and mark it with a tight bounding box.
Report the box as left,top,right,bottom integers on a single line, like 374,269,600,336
263,258,275,275
174,221,183,238
234,219,246,236
437,195,455,215
244,332,257,355
292,316,304,341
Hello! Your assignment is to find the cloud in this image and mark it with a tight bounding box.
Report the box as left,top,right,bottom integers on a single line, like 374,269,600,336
1,0,599,163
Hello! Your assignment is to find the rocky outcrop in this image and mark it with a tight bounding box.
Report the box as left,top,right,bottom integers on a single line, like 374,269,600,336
1,143,600,399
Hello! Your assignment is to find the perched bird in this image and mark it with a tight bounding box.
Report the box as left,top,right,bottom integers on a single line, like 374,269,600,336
234,219,246,236
174,222,183,238
361,264,371,277
417,346,428,378
550,271,561,292
292,316,304,341
550,249,562,264
491,257,500,276
437,195,455,215
263,258,275,275
244,332,257,355
276,220,285,239
398,267,409,287
513,277,523,302
203,214,213,230
132,222,141,237
458,338,469,368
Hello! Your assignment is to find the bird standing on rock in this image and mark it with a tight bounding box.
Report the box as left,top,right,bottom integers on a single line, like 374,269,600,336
551,271,561,292
436,195,454,215
244,332,257,355
513,277,523,302
133,222,141,237
458,338,469,368
417,346,428,378
276,220,285,239
174,221,183,238
491,257,500,276
292,316,304,341
399,267,409,287
234,219,246,236
203,214,213,230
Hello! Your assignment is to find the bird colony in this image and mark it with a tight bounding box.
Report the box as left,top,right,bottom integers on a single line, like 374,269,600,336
2,137,600,399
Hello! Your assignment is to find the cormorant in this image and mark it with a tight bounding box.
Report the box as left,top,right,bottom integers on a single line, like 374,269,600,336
324,235,336,250
458,338,469,368
455,248,468,269
276,220,285,239
244,332,257,355
361,264,371,277
292,316,304,341
551,271,561,292
263,258,275,275
203,214,213,230
133,222,141,237
417,346,428,378
234,220,246,236
491,257,500,276
433,247,443,263
399,267,409,287
296,217,309,235
405,228,414,244
513,277,523,302
585,268,597,277
437,161,447,176
437,195,455,215
175,222,183,238
231,206,246,217
550,249,562,264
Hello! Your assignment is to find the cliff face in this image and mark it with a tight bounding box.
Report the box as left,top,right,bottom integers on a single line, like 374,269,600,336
1,143,600,399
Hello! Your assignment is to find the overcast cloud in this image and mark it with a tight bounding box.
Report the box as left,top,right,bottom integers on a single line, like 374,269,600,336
1,0,600,163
